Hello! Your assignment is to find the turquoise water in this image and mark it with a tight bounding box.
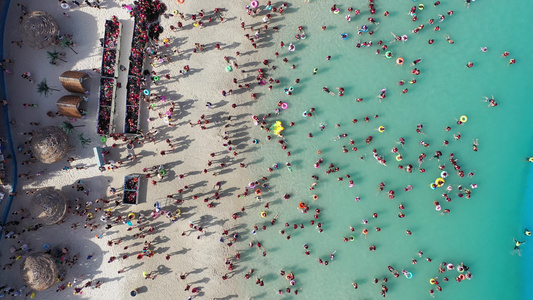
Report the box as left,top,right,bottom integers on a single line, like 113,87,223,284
239,1,533,299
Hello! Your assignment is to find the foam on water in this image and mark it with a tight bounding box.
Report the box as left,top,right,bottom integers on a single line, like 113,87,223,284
239,1,533,299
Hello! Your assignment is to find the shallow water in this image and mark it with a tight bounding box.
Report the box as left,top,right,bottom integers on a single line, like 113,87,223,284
236,0,533,299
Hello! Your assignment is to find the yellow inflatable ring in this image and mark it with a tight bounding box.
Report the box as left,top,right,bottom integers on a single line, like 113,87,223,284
176,209,181,216
128,213,136,220
261,211,267,218
87,213,93,219
378,126,386,133
460,115,468,123
396,155,402,161
430,278,436,284
529,157,533,162
396,58,404,65
435,178,445,187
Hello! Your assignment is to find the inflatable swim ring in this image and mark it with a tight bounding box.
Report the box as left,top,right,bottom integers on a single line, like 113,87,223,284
440,171,449,178
153,76,159,82
459,274,466,280
396,57,404,65
128,213,136,220
261,211,267,218
418,4,424,10
177,0,184,4
255,189,262,195
313,195,319,200
298,202,306,209
405,272,413,279
435,205,442,211
173,10,178,15
396,155,402,161
302,111,308,117
176,209,181,216
334,8,340,14
226,65,232,72
385,51,393,59
378,126,386,133
288,43,295,52
251,0,259,8
289,86,294,92
430,278,436,284
100,136,107,143
430,183,437,190
460,115,468,123
341,33,348,40
447,263,454,270
349,235,355,241
143,89,150,95
435,178,445,187
281,102,289,109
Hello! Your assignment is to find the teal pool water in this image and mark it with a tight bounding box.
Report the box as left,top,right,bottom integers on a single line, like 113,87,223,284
237,0,533,299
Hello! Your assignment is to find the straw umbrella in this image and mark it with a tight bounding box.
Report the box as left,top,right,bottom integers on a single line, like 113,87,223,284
31,126,70,164
30,187,68,225
21,11,59,50
20,253,59,291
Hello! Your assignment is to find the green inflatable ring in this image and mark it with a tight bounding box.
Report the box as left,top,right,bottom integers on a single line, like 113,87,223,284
154,76,159,81
385,51,393,59
100,136,107,143
226,65,232,72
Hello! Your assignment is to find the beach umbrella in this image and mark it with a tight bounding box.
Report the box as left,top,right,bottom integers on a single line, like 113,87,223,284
30,126,70,164
21,11,59,50
20,253,59,291
29,187,68,225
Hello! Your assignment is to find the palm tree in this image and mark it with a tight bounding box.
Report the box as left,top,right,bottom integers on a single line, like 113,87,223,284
36,78,60,97
46,50,67,65
60,121,74,134
59,35,78,54
77,133,91,148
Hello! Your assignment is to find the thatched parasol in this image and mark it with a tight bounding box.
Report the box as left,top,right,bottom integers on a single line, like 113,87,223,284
20,253,59,291
30,187,68,225
31,126,69,164
21,11,59,49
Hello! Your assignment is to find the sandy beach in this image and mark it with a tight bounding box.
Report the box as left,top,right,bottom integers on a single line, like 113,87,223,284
0,0,272,299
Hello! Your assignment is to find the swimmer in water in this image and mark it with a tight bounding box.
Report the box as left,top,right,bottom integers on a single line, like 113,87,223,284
445,34,454,44
481,47,488,52
513,238,525,256
525,229,532,236
319,123,327,131
333,134,348,141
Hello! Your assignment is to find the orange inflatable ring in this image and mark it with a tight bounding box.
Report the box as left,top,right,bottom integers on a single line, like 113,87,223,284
396,57,404,65
255,189,262,195
298,202,306,209
362,229,369,234
177,0,184,3
459,274,465,280
313,195,318,200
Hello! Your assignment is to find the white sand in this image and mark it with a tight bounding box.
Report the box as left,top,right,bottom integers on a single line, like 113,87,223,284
0,0,277,298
